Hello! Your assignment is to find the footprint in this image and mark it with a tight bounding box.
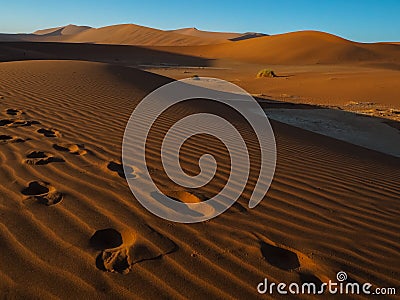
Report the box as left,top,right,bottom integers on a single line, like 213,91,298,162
21,181,63,206
10,120,40,127
0,119,40,127
5,108,23,116
25,151,65,165
90,226,176,274
0,135,25,144
107,161,136,179
0,119,13,126
299,272,324,287
254,234,330,286
166,190,207,204
90,228,135,274
153,190,215,218
90,228,123,249
37,128,61,138
260,241,300,270
53,143,87,155
231,202,247,213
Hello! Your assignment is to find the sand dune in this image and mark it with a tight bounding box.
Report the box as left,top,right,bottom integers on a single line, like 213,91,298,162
0,25,91,43
170,27,243,40
3,29,400,67
0,24,265,46
0,60,399,298
2,24,399,60
0,41,212,67
157,30,400,65
33,24,92,36
0,24,228,46
1,34,399,109
170,27,266,41
61,24,222,46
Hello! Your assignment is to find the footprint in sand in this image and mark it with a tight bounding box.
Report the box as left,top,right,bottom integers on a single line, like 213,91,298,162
25,151,65,165
21,181,63,206
231,202,247,213
90,228,135,274
153,190,215,218
256,235,329,287
37,128,61,138
90,226,176,274
10,120,40,127
0,134,26,144
5,108,24,116
0,119,13,126
0,119,40,127
260,241,301,271
107,161,136,179
53,143,87,155
298,272,324,287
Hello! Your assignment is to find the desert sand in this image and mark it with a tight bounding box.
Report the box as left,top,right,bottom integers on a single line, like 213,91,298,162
0,24,399,299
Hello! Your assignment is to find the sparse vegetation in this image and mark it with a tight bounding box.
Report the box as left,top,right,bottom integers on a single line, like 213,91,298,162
256,69,276,78
191,74,200,80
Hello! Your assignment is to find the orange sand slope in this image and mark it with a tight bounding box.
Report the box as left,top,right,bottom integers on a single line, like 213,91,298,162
0,24,249,46
0,60,399,298
151,63,400,107
2,28,399,66
59,24,222,46
33,24,92,36
2,23,399,63
1,24,266,46
1,30,400,108
157,30,400,65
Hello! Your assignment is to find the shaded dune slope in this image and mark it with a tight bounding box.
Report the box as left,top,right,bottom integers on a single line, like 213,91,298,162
0,42,212,67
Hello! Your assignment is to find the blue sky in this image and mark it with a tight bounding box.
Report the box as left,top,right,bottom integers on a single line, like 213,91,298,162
1,0,399,42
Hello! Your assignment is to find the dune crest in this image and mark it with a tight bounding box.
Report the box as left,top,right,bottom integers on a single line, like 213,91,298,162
33,24,92,36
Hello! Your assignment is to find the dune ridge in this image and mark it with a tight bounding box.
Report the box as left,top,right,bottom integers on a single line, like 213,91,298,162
2,24,399,67
0,24,233,46
170,27,267,41
2,29,400,67
157,30,400,65
33,24,92,36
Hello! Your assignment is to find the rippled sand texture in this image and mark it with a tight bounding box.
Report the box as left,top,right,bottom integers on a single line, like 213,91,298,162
0,60,399,298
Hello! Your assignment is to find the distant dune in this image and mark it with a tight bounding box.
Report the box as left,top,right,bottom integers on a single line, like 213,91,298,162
170,27,267,41
170,27,243,40
160,30,400,65
60,24,218,46
0,24,239,46
33,24,92,36
2,27,399,66
0,23,266,46
0,25,92,43
2,24,398,62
